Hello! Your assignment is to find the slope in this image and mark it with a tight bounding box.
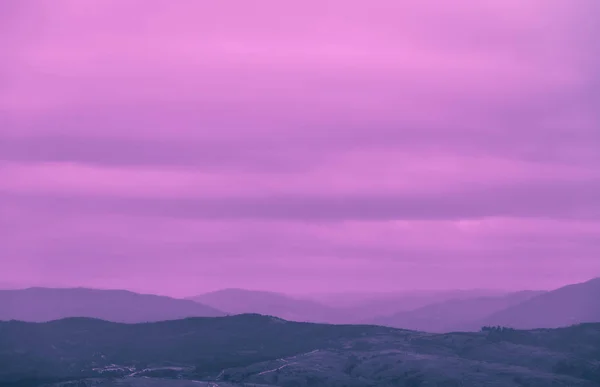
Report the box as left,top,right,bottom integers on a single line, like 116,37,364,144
1,316,600,387
189,288,350,323
371,290,545,332
0,287,224,323
304,289,509,319
479,277,600,329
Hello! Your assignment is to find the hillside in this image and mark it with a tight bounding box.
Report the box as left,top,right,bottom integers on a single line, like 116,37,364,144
190,288,351,323
479,277,600,329
371,290,545,332
192,288,512,324
1,315,600,386
0,287,224,323
304,289,509,319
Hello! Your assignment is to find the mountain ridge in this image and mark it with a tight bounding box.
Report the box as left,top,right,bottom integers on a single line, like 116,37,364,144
0,287,224,323
369,290,546,332
189,288,353,323
477,277,600,329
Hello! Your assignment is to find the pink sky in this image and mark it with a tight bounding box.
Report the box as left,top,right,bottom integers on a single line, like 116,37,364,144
1,0,599,297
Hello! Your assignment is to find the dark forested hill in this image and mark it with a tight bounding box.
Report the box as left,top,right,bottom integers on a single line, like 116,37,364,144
1,315,599,387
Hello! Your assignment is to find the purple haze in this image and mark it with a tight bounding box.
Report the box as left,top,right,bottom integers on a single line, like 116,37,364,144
1,0,599,297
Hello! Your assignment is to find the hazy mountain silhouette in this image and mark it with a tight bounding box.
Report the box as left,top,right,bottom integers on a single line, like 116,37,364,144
0,287,224,323
305,289,509,320
189,288,350,323
478,277,600,329
190,288,519,325
370,290,545,332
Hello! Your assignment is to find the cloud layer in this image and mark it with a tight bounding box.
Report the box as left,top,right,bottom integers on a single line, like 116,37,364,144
1,0,599,296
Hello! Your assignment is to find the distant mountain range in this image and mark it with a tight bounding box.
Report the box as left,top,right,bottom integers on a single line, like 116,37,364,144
189,288,518,325
0,287,224,323
368,278,600,331
369,290,546,332
1,277,598,331
305,288,507,310
189,279,599,332
2,279,600,386
478,277,600,329
2,315,600,386
304,289,510,320
188,288,352,323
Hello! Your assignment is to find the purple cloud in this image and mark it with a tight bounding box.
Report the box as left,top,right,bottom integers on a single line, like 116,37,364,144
1,0,599,295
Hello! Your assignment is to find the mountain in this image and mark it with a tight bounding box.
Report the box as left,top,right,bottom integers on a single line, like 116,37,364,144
1,315,600,386
370,290,545,332
190,288,521,326
479,277,600,329
305,289,509,319
0,287,224,323
189,288,351,323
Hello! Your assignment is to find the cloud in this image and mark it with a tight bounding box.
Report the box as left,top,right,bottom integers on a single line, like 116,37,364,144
2,173,599,222
1,0,599,293
2,199,599,295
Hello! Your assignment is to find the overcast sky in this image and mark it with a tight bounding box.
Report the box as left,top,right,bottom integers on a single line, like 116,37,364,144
1,0,599,297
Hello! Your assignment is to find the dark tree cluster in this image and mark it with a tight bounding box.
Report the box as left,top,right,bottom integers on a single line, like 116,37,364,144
480,326,516,332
